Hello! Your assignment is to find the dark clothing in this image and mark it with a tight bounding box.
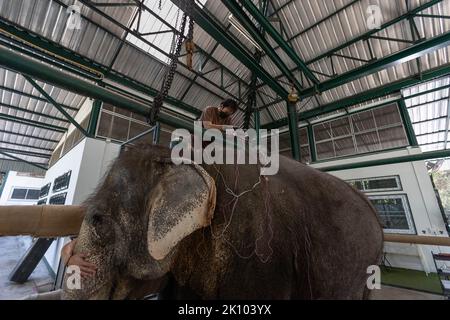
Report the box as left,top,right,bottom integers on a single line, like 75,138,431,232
199,107,233,126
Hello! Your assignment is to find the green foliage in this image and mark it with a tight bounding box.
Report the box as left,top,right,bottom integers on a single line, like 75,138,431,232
432,170,450,215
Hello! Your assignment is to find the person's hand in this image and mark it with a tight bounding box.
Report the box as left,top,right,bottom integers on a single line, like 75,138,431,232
61,239,77,266
67,253,97,278
61,239,97,278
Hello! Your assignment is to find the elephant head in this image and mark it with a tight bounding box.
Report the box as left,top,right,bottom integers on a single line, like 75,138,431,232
62,145,216,299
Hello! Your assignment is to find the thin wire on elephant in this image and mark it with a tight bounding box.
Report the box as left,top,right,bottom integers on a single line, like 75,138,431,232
209,164,275,264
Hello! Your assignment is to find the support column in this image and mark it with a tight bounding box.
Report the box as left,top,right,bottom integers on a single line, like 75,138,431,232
398,99,419,146
307,124,317,162
152,122,161,145
287,101,300,161
88,100,102,137
254,108,260,146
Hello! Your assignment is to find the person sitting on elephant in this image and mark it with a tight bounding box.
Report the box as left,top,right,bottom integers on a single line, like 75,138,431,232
200,99,238,131
61,238,97,278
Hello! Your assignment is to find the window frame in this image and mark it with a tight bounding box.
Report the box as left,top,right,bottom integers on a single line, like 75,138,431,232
347,175,403,192
9,187,41,201
368,194,416,235
312,102,409,161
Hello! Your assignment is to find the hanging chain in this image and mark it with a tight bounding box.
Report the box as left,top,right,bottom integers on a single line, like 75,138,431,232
148,0,195,125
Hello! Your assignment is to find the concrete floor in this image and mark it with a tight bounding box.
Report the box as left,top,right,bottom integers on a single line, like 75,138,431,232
0,236,54,300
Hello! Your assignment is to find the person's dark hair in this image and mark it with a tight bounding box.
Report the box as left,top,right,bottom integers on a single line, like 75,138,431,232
221,99,238,112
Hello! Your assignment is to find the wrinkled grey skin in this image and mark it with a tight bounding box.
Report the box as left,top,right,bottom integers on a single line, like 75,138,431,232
63,143,383,300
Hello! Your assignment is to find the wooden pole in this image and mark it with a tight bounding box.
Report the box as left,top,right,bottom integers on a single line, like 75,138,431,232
384,233,450,246
0,205,85,237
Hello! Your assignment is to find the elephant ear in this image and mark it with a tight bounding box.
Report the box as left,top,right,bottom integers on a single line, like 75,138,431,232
147,162,216,260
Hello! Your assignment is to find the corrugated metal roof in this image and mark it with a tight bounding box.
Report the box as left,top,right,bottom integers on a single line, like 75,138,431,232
0,159,46,174
1,0,450,169
403,75,450,151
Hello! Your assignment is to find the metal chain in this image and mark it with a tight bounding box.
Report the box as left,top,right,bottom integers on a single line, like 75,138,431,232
148,0,195,125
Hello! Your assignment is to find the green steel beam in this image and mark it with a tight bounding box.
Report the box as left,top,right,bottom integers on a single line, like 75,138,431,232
24,76,90,137
415,130,447,137
304,0,444,67
257,0,444,91
75,0,244,104
445,95,450,149
405,82,450,100
0,102,69,123
263,63,450,129
0,45,194,132
153,122,161,145
268,0,295,16
407,96,449,109
223,0,304,92
0,147,51,159
170,0,288,99
287,101,300,161
125,0,249,99
412,115,447,125
0,150,48,171
300,30,450,98
0,130,59,143
88,100,102,136
319,148,450,172
414,13,450,20
237,0,319,85
418,140,446,147
0,85,79,112
0,18,201,117
255,108,261,145
307,124,317,162
398,99,419,146
0,112,67,133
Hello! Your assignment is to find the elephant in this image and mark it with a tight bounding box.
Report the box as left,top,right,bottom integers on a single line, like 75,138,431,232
62,143,383,300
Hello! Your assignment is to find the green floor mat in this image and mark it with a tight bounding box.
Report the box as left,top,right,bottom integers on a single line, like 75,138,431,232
381,266,443,295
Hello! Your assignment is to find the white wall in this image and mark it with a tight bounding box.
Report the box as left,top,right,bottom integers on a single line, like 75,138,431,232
312,147,450,273
0,171,44,205
41,137,121,273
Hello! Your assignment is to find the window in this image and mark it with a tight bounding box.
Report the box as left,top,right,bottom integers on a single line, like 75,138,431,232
347,176,402,192
27,189,40,200
369,195,415,234
49,193,67,205
313,103,409,160
11,188,27,199
97,104,153,143
37,199,47,205
278,128,311,164
53,171,71,192
10,188,40,200
40,183,51,198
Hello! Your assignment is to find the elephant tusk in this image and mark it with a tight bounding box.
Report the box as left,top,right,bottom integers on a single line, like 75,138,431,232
0,205,86,237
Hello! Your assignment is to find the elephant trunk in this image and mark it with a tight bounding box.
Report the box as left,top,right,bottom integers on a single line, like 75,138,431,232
0,205,85,237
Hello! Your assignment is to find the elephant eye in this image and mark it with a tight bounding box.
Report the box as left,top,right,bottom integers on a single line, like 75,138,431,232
89,214,114,243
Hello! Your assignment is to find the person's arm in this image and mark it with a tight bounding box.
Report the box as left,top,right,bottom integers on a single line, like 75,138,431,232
202,121,229,131
61,239,97,278
200,107,229,131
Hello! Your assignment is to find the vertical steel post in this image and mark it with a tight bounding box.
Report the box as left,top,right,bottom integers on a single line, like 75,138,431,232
398,99,419,146
153,122,161,145
307,124,317,162
255,108,261,146
88,100,102,137
287,101,300,161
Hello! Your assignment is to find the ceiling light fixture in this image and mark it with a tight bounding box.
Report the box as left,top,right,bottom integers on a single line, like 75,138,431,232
228,14,262,51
